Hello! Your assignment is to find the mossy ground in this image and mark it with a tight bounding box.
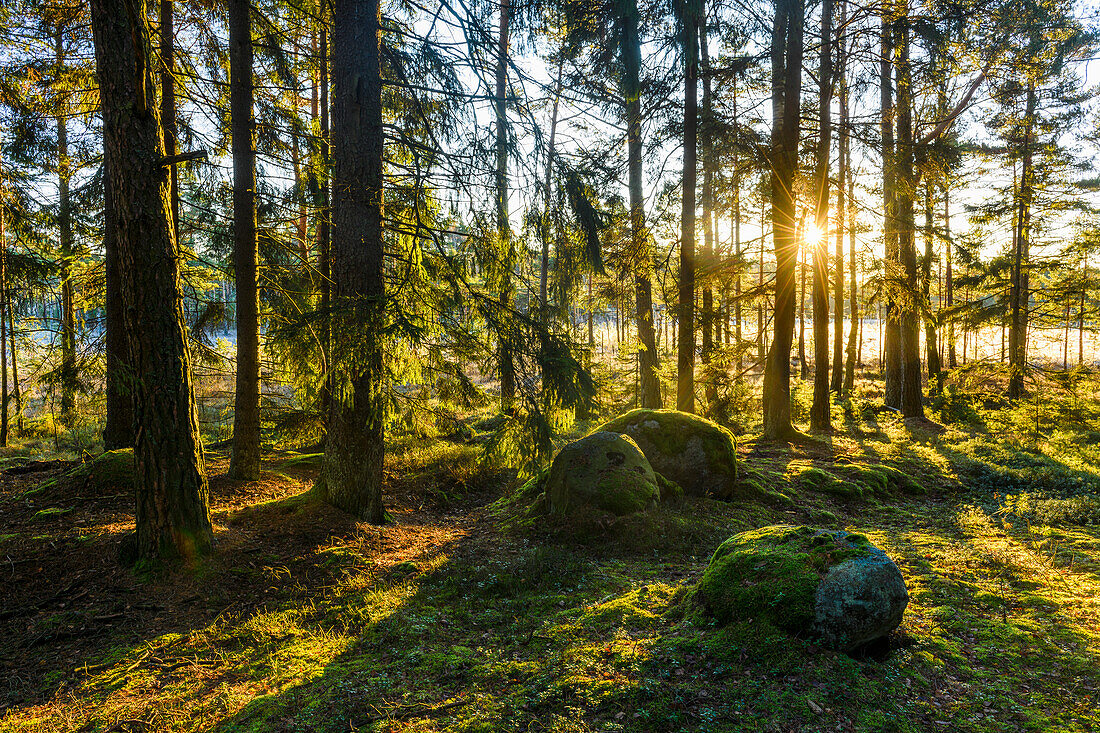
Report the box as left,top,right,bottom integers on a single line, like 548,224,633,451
2,370,1100,732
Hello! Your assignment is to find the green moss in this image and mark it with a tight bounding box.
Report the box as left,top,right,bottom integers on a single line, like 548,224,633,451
597,409,741,497
600,409,736,465
655,472,683,503
64,449,135,495
694,524,876,632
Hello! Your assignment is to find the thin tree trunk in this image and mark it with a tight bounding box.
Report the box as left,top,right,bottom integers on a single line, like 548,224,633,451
922,179,942,387
762,0,803,440
91,0,213,561
798,227,807,378
9,259,21,435
318,0,386,523
540,56,563,315
1008,79,1036,399
757,190,765,367
677,0,699,413
0,197,6,447
624,0,661,408
318,20,331,424
832,0,847,393
496,0,516,412
810,0,832,431
945,187,956,368
229,0,261,480
55,26,76,421
700,11,718,409
843,144,858,393
880,4,900,408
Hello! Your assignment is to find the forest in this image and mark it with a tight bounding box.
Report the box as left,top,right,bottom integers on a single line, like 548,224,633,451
1,0,1100,729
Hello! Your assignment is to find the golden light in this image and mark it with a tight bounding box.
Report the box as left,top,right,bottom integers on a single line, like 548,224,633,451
804,221,825,247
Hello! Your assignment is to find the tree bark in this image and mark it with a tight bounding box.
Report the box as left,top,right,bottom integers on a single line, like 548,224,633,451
677,0,698,413
103,146,134,449
160,0,179,244
762,0,803,440
56,26,76,420
894,6,924,418
90,0,213,561
1008,79,1035,399
318,0,386,524
922,179,942,387
540,56,563,315
318,19,331,425
229,0,261,480
700,10,718,409
880,4,900,409
810,0,832,431
832,0,847,393
624,0,662,408
496,0,515,413
945,188,956,368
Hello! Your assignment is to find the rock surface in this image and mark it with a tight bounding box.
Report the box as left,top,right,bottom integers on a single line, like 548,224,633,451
545,431,660,516
597,409,741,498
695,525,908,651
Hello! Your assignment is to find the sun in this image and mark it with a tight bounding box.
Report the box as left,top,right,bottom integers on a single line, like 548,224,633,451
804,221,825,247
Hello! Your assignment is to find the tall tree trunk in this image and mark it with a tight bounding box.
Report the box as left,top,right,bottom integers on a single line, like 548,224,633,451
757,190,765,367
945,188,956,368
318,0,385,523
1008,80,1036,399
160,0,179,243
496,0,516,413
732,92,743,373
229,0,261,480
810,0,832,431
540,56,563,315
103,147,134,449
880,4,900,409
762,0,803,440
318,20,331,424
700,11,718,409
624,0,661,408
843,136,858,393
832,0,847,393
91,0,213,561
922,179,942,387
7,279,19,435
893,3,924,418
798,228,807,378
677,0,699,413
0,197,6,447
56,26,76,421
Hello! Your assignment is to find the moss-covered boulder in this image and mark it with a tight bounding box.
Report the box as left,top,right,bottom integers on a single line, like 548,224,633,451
695,525,908,651
597,409,740,498
41,449,135,497
546,431,660,516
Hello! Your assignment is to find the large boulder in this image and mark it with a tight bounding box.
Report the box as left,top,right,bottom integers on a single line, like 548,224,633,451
597,409,740,498
546,431,660,516
694,525,908,651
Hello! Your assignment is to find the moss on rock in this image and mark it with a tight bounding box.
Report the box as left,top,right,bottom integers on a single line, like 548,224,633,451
48,449,135,497
546,431,660,516
695,524,908,651
596,409,744,499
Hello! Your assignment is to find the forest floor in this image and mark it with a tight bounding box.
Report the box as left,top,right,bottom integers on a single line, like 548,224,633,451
1,369,1100,732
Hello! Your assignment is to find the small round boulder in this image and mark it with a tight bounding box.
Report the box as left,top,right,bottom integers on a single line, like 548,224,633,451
695,525,908,651
597,409,741,498
546,431,660,516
